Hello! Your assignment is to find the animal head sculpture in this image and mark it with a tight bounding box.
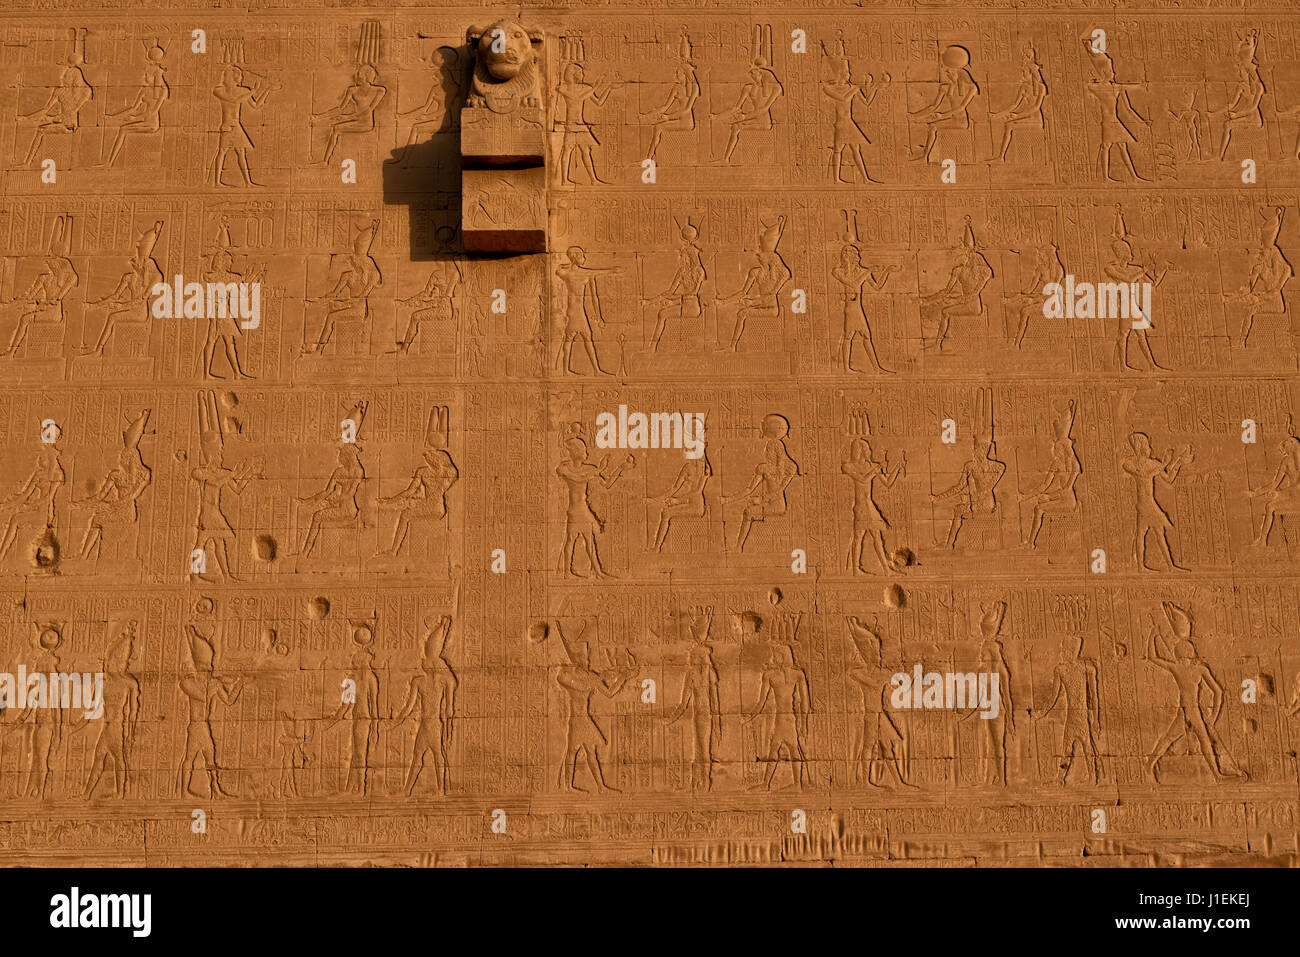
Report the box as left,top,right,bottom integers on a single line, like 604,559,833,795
466,19,544,111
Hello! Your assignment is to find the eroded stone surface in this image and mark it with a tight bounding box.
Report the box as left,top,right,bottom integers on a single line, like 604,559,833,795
0,2,1296,868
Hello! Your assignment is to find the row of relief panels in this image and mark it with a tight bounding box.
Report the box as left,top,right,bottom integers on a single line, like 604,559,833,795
4,15,1300,189
0,194,1296,381
1,580,1299,801
0,380,1295,581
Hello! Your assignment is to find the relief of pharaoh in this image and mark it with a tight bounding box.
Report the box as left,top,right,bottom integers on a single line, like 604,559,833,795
466,19,543,112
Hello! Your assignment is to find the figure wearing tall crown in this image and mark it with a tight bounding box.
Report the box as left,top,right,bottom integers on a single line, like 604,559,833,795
643,29,700,162
80,220,163,356
1081,36,1150,182
102,40,170,168
1018,399,1082,549
972,600,1015,786
295,400,367,558
81,618,142,798
197,219,256,378
933,387,1005,549
1231,205,1291,347
190,391,259,580
178,598,244,798
375,405,459,563
395,611,459,794
0,421,65,561
74,408,153,560
1103,204,1171,370
310,23,386,167
302,218,381,355
920,217,993,352
1,214,78,357
1146,602,1245,782
718,216,792,352
1215,30,1265,160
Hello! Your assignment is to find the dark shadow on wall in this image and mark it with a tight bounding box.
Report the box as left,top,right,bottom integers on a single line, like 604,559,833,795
382,45,467,263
